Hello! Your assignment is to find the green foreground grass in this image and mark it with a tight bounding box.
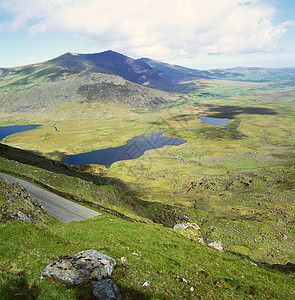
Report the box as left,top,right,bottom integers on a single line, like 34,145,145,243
0,77,294,298
0,215,294,299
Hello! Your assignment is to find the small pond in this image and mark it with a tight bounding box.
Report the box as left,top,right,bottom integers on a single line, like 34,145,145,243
0,125,41,142
200,116,229,126
62,132,187,168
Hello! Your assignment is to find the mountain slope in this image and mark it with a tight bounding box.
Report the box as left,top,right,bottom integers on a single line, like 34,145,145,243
0,52,175,114
80,50,172,89
139,57,295,84
138,57,214,83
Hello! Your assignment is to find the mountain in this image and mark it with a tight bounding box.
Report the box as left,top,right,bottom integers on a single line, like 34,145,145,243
212,67,295,82
0,51,175,114
139,58,295,84
48,50,171,89
138,57,214,83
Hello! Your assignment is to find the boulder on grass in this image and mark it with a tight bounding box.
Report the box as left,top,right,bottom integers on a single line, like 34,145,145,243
92,279,122,300
40,250,116,285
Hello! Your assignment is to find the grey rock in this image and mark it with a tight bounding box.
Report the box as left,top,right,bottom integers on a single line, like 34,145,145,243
208,241,223,252
180,278,189,285
13,209,32,223
142,280,151,287
173,222,201,230
92,279,122,300
40,250,116,285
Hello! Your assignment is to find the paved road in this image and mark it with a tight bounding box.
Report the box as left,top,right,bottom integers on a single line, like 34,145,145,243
0,172,101,223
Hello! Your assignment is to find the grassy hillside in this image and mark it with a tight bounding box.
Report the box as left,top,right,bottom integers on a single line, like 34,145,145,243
1,77,294,265
1,209,294,299
0,53,294,298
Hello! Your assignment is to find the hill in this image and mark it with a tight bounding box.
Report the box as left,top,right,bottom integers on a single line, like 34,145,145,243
139,58,295,84
0,50,294,299
0,147,294,299
138,57,214,83
0,51,175,114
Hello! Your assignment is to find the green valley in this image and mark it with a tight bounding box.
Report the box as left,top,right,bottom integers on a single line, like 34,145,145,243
0,51,294,299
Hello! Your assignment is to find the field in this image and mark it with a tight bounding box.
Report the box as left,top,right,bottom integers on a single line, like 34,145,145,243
0,76,294,298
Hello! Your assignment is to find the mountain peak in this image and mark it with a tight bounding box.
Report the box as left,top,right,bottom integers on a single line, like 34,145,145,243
79,50,170,89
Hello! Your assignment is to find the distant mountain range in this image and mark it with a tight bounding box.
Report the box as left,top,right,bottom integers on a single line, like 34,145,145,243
1,50,295,114
139,57,295,83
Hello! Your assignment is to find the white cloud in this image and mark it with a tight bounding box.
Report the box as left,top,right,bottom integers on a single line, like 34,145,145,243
0,0,293,59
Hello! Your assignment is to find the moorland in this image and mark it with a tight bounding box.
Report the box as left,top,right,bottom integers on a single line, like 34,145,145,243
0,50,294,299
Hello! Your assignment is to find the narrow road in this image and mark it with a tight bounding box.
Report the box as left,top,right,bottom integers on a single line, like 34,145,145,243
0,172,101,223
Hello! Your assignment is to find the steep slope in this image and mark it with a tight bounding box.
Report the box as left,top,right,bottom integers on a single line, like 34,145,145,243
80,50,172,89
0,52,174,114
138,57,214,83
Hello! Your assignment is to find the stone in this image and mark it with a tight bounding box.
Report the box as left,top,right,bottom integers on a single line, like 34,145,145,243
40,250,116,285
120,257,127,264
208,241,223,252
142,281,151,287
92,279,122,300
12,209,32,223
173,222,201,230
180,278,189,285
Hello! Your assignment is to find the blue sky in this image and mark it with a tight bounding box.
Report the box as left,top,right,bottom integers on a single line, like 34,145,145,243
0,0,294,69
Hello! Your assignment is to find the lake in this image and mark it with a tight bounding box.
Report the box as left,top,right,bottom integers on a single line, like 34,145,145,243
200,116,229,126
0,125,41,142
62,132,187,168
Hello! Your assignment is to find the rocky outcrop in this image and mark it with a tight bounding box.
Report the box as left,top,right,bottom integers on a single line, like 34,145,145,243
40,250,120,299
208,241,224,252
40,250,116,285
173,222,201,230
0,177,49,224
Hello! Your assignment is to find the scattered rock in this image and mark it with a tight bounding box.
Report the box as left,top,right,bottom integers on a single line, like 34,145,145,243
173,222,201,230
92,279,122,300
0,178,49,224
180,278,189,285
190,287,194,292
142,281,151,287
40,250,116,285
246,259,257,266
208,241,223,252
132,252,139,256
120,257,127,264
11,209,32,223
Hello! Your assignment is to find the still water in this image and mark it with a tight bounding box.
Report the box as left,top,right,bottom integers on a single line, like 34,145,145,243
0,125,41,142
200,116,229,126
62,132,187,168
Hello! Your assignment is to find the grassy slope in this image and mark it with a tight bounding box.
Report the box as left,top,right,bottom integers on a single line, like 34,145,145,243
2,78,293,262
1,216,294,299
0,73,294,298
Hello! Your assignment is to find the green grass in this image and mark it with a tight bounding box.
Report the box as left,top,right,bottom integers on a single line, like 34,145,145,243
0,74,294,298
0,216,294,299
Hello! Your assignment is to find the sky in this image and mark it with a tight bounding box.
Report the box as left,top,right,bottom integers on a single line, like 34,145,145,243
0,0,294,69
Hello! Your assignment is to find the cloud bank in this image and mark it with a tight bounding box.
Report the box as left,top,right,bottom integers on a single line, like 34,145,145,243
0,0,293,59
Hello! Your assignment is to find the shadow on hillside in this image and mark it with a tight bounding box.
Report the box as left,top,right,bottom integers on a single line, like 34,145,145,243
117,283,152,300
0,272,41,299
229,251,295,274
0,143,186,226
167,105,277,124
202,105,277,119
